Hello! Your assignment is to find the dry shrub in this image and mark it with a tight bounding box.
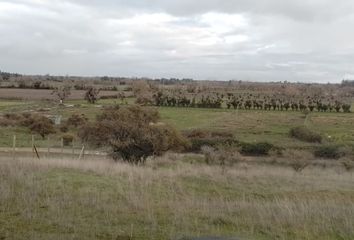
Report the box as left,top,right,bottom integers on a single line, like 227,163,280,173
0,117,13,127
289,126,322,143
28,115,56,139
66,113,88,127
283,149,312,172
79,105,188,164
341,158,354,171
1,113,55,139
132,80,154,105
201,146,242,166
62,134,74,146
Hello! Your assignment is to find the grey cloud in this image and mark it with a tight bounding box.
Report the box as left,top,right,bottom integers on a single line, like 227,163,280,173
0,0,354,82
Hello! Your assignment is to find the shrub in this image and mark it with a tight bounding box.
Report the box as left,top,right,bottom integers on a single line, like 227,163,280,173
0,117,12,127
289,126,322,143
28,115,56,139
66,114,88,127
314,145,343,159
59,124,69,133
79,105,187,164
201,146,241,166
240,142,274,156
342,160,354,171
182,129,237,152
84,87,100,104
62,134,74,146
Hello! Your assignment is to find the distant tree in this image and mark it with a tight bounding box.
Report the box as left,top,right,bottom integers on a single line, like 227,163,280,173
52,85,71,104
84,87,100,104
132,80,154,105
32,81,42,89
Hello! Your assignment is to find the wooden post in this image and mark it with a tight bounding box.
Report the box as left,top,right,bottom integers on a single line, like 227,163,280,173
33,145,40,159
32,135,35,159
47,136,50,157
61,137,64,157
78,145,85,160
12,135,16,160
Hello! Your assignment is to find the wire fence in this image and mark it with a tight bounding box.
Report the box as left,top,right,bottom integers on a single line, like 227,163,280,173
1,134,107,160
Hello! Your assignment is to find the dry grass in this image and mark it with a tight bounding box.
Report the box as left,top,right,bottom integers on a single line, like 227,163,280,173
0,155,354,240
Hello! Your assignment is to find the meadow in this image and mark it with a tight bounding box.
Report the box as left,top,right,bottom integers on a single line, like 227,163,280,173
0,97,353,149
1,155,354,240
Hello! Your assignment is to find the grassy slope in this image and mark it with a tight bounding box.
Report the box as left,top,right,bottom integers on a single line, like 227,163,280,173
0,156,354,240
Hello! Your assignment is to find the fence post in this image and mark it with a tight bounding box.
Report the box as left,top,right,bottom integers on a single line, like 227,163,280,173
78,145,85,160
47,136,50,158
61,137,64,157
33,145,40,160
32,135,35,159
12,135,16,160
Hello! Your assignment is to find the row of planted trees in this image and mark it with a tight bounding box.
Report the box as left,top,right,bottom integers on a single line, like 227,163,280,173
151,91,352,113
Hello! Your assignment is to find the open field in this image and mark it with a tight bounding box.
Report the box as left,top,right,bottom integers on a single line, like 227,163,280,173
0,98,353,149
0,88,120,100
1,156,354,240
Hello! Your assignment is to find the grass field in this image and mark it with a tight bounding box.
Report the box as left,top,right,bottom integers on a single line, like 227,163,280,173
0,99,354,149
0,156,353,240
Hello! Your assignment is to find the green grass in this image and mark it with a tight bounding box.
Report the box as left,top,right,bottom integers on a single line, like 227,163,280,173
1,99,354,149
159,107,354,148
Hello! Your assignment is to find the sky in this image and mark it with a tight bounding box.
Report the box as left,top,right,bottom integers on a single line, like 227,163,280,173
0,0,354,82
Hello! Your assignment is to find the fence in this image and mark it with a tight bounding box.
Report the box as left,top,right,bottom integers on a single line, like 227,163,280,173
3,134,107,160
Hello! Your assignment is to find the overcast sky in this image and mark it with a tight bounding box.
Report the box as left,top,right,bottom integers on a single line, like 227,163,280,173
0,0,354,82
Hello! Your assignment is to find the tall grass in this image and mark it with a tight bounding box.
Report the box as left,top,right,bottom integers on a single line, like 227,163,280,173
0,156,354,240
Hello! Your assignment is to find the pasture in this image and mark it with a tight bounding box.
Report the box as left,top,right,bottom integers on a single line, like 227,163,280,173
0,98,353,149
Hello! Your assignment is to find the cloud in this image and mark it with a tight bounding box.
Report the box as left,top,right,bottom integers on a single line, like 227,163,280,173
0,0,354,82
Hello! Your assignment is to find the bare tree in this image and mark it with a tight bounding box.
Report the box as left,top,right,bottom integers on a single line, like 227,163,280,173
52,85,71,104
84,87,100,104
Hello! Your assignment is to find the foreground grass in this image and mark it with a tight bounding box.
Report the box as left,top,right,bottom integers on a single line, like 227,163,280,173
0,156,354,240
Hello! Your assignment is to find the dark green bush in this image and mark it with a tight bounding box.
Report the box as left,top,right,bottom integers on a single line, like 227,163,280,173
289,126,322,143
240,142,274,156
182,129,237,152
314,145,343,159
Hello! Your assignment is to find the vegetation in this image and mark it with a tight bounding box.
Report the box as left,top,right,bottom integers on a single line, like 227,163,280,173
79,105,187,163
314,145,344,159
84,87,100,104
239,142,275,156
289,126,322,143
1,74,354,240
28,115,56,139
1,156,354,240
52,85,71,104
